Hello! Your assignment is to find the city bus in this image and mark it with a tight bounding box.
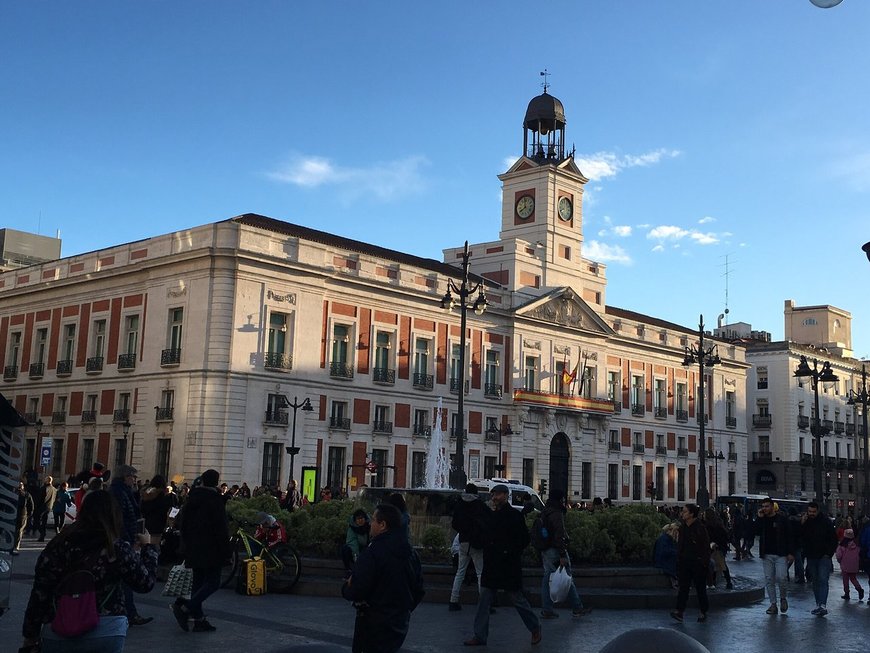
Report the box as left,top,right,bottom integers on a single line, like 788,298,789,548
717,493,811,516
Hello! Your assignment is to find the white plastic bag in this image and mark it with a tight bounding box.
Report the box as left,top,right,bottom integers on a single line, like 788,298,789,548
549,566,572,604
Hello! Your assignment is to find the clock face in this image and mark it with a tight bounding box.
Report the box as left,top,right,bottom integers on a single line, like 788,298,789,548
516,195,535,219
558,197,573,221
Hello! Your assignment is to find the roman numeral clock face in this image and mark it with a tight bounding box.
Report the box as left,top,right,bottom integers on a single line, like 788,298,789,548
516,195,535,219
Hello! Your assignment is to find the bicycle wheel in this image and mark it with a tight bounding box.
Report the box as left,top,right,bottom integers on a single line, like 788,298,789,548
219,537,245,589
265,544,301,592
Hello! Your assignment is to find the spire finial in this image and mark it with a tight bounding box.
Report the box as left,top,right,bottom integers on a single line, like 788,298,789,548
539,68,550,94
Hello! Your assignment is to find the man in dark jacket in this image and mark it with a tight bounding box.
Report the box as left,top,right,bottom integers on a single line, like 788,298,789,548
463,484,541,647
448,483,488,611
172,468,231,632
801,501,838,616
109,464,152,625
342,503,424,653
670,503,710,623
13,481,34,554
539,490,590,618
33,475,56,542
755,497,794,615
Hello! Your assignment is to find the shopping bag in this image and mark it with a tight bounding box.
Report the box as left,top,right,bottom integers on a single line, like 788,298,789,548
161,564,193,598
549,566,572,604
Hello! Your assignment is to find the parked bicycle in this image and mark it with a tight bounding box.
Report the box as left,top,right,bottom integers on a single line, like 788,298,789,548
219,521,301,592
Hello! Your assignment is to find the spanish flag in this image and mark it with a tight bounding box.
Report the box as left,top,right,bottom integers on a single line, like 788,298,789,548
562,361,577,386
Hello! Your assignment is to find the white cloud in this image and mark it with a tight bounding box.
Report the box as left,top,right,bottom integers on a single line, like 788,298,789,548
612,225,633,237
267,154,429,201
576,148,681,181
584,240,632,265
647,224,720,246
698,216,716,224
651,244,665,253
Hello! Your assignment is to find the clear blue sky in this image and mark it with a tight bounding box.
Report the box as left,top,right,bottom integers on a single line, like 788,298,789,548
2,1,869,358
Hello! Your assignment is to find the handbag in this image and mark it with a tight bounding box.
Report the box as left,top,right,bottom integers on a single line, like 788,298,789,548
548,566,572,604
162,563,193,598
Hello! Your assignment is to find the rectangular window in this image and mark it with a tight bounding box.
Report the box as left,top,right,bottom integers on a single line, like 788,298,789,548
25,439,36,470
374,331,392,377
332,324,350,365
330,401,349,429
757,366,768,389
268,312,288,354
654,379,666,411
34,327,48,364
582,461,592,500
758,436,770,453
523,458,534,488
450,343,463,391
168,308,184,350
92,319,106,357
261,442,282,487
267,393,287,423
556,359,569,396
411,451,426,488
483,456,496,479
632,465,642,500
124,315,139,355
413,338,430,375
728,471,736,495
62,324,76,361
655,466,665,500
374,405,391,432
607,464,619,500
155,439,170,479
86,394,98,413
8,331,21,366
484,350,499,387
631,375,644,406
370,449,388,488
51,439,64,477
82,438,95,471
676,383,687,412
677,468,686,501
326,447,346,491
114,438,127,470
726,391,735,419
524,356,539,391
580,366,594,399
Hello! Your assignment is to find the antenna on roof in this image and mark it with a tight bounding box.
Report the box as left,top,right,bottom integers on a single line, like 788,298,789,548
721,253,734,325
540,69,550,94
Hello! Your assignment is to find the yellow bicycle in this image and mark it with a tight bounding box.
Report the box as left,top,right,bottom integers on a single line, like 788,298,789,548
219,522,301,592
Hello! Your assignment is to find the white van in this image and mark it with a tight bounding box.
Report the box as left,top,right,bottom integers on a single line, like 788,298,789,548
470,478,544,512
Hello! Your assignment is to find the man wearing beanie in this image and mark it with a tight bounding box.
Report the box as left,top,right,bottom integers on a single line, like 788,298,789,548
448,483,489,610
538,489,590,619
173,468,230,632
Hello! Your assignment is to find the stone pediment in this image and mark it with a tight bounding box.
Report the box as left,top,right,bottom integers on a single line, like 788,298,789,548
515,287,613,335
503,156,588,182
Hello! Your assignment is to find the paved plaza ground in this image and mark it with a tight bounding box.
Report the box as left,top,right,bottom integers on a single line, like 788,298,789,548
2,538,869,653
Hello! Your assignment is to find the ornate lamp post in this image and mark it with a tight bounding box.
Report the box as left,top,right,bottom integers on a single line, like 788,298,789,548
440,241,487,489
283,396,313,483
486,423,513,476
682,315,720,509
122,418,133,465
794,355,839,509
846,364,870,517
34,418,44,470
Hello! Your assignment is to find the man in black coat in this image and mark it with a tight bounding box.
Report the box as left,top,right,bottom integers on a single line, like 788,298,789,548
670,503,711,623
342,502,424,653
463,484,541,647
33,475,56,542
801,501,838,617
173,468,231,633
13,481,34,554
448,482,488,610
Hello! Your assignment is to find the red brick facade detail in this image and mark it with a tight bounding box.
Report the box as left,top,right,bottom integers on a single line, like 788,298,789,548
353,399,370,424
394,444,408,487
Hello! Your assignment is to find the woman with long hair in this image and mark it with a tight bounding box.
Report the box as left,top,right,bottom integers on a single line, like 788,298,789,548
20,489,158,653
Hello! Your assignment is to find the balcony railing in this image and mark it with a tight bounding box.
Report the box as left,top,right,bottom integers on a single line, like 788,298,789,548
633,444,645,453
81,410,97,424
752,414,772,428
29,362,45,378
24,412,37,424
822,419,834,433
608,441,621,452
329,362,354,379
264,352,292,371
654,407,667,419
484,430,501,443
51,411,66,424
727,452,738,462
631,404,645,417
56,359,73,376
656,445,668,456
752,451,773,463
113,409,130,423
373,421,393,434
449,377,469,394
800,453,813,466
3,365,17,380
264,410,289,425
757,380,768,389
161,348,182,366
484,383,503,399
676,410,688,423
696,413,709,425
329,417,351,431
117,353,136,371
726,416,737,429
449,428,467,440
86,356,104,372
677,447,689,458
798,415,810,430
834,421,845,435
412,372,433,390
155,407,174,422
611,401,622,413
372,367,395,385
413,424,431,438
846,423,855,435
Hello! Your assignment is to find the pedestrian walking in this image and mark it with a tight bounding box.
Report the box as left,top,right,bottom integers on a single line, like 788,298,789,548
13,481,34,554
670,503,710,623
341,503,424,653
140,475,178,547
653,522,679,589
51,482,73,534
787,507,806,583
801,500,838,617
448,483,488,610
342,509,370,574
34,476,57,542
836,527,864,601
538,489,591,619
282,479,302,511
703,508,734,590
754,497,794,615
463,484,542,647
171,468,231,633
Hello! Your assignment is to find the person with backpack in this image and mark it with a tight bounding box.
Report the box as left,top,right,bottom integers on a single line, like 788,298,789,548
536,490,591,619
19,489,157,653
448,483,489,611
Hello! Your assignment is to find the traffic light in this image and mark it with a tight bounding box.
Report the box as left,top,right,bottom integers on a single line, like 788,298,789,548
646,481,655,497
539,479,548,495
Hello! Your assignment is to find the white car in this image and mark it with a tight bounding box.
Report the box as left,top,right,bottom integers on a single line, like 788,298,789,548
469,478,544,512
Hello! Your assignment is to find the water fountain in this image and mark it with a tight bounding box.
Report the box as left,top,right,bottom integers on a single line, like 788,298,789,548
423,397,450,489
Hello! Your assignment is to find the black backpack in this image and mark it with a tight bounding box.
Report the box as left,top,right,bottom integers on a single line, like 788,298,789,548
530,514,552,551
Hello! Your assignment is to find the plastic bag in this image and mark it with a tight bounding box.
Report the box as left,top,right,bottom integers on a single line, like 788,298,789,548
549,566,572,604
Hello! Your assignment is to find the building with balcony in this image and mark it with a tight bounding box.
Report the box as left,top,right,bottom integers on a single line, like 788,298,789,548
0,91,752,503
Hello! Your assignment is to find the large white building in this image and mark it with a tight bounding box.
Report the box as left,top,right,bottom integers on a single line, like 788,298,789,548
1,91,752,504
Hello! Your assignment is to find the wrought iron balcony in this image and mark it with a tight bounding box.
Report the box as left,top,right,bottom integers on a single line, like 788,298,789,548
329,362,354,379
3,365,17,380
751,451,773,463
161,348,182,366
80,410,97,424
373,421,393,434
611,401,622,413
155,407,174,422
412,424,431,438
329,417,351,431
846,423,855,435
834,421,845,435
264,352,292,371
264,410,289,425
51,411,66,424
697,413,709,425
608,441,621,452
752,414,772,428
484,383,503,399
656,445,668,456
633,444,645,453
726,416,737,429
798,415,810,430
449,428,467,440
117,353,136,371
412,372,433,390
86,356,104,372
56,359,73,376
484,430,501,443
677,447,689,457
727,452,738,462
23,412,37,424
372,367,395,385
449,377,469,394
757,379,769,389
822,419,834,432
29,362,45,378
654,407,667,419
676,410,688,423
631,404,645,417
800,453,813,466
113,409,130,423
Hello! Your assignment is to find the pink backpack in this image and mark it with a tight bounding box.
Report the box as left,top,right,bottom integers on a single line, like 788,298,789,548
51,569,100,637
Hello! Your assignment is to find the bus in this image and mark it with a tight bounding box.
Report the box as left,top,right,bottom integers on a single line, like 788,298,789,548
717,493,811,516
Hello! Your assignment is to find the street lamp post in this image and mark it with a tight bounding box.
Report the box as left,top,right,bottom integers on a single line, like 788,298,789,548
707,449,725,501
283,396,313,484
122,418,133,465
682,315,720,509
486,423,513,476
440,241,487,489
847,364,870,517
794,355,839,510
34,418,44,470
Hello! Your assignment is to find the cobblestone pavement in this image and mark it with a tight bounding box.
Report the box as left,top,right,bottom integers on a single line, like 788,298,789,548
3,539,869,653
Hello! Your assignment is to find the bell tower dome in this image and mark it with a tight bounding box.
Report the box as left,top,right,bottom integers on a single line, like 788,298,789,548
523,91,567,161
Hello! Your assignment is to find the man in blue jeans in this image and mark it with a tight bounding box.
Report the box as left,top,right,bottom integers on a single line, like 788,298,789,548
538,490,591,619
754,497,794,615
800,501,838,617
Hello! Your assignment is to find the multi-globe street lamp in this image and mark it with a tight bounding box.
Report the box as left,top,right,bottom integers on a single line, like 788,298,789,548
440,241,487,489
283,396,313,484
794,355,839,509
682,315,720,509
486,423,513,475
846,364,869,517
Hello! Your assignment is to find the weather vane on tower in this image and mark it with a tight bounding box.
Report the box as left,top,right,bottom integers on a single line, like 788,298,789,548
540,69,550,93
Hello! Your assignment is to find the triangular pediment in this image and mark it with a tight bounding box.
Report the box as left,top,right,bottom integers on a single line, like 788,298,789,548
514,287,613,335
504,156,541,174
